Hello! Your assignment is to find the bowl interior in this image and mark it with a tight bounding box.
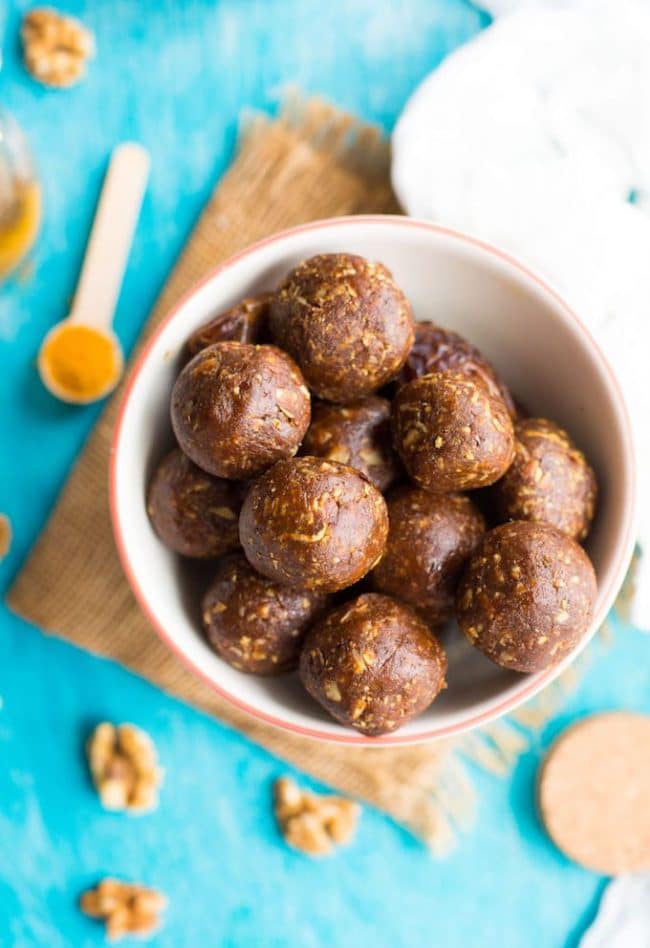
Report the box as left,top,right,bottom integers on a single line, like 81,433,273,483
112,217,635,744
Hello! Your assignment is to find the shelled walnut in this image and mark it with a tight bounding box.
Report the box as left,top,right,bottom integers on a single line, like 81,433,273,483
80,879,167,942
87,723,163,813
273,776,359,856
21,8,95,88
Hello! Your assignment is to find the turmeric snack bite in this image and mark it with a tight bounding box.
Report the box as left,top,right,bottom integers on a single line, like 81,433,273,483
239,457,388,593
202,554,330,675
186,294,271,355
456,521,597,673
371,486,485,628
397,322,516,417
147,448,243,559
269,253,414,403
171,342,311,479
300,593,447,735
393,370,515,492
490,417,597,541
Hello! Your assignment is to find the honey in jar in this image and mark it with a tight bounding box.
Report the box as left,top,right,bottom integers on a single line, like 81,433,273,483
0,110,41,279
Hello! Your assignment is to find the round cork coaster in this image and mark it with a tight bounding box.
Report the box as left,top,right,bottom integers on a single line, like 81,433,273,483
539,712,650,874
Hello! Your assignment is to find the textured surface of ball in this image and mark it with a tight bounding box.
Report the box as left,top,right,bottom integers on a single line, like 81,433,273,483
171,342,310,479
393,370,515,492
269,253,414,402
397,321,516,417
456,521,597,672
147,448,243,558
491,417,597,540
371,486,485,627
301,395,400,491
202,554,330,675
300,593,447,735
239,457,388,592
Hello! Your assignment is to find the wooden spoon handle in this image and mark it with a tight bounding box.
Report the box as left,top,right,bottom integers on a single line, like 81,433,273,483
69,143,150,330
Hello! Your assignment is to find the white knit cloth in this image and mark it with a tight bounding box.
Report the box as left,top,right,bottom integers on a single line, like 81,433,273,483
580,874,650,948
392,0,650,628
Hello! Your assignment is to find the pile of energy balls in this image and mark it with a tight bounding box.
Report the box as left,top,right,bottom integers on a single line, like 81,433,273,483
147,253,598,736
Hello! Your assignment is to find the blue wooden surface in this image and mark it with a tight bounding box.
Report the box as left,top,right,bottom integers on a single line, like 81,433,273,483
0,2,648,945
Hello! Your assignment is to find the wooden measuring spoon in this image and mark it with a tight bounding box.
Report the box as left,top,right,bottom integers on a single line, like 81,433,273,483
38,142,150,404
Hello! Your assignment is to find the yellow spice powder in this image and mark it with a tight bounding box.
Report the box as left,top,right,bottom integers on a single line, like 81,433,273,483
42,324,120,399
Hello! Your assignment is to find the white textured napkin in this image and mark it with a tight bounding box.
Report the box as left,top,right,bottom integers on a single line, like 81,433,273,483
392,0,649,628
580,874,650,948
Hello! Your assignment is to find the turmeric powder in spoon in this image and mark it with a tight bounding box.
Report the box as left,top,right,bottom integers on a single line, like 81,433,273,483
39,323,123,403
38,143,149,405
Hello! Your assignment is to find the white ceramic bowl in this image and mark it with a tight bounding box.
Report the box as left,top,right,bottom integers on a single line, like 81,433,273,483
110,216,636,745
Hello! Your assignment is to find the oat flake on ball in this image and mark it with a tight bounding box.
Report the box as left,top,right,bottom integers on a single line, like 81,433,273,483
239,456,388,593
300,593,447,736
268,253,415,403
393,370,515,492
456,521,597,673
170,341,311,480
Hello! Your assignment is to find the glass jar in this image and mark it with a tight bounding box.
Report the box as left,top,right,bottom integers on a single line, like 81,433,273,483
0,109,41,279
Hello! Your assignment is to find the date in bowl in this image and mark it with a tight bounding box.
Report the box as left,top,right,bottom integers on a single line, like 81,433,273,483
110,216,636,745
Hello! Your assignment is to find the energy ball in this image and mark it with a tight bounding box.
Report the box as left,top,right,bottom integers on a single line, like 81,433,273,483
301,396,400,492
147,448,243,558
490,417,597,541
371,486,485,628
171,342,311,480
202,554,330,675
269,253,415,402
455,521,597,673
300,593,447,736
186,294,270,356
393,370,515,492
239,457,388,593
397,322,516,417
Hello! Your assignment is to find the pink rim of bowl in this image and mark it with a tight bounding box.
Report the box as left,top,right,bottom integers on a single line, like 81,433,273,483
110,215,637,746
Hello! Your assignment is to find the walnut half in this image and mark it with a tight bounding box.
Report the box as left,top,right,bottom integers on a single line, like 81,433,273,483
80,879,166,942
22,8,95,88
87,723,163,814
274,777,360,856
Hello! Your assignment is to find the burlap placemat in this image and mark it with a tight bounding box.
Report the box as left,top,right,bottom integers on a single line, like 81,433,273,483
7,97,571,850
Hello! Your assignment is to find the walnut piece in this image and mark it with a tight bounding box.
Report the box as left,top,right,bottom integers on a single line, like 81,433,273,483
273,777,359,856
80,879,167,942
22,8,95,88
0,514,11,559
87,723,163,814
